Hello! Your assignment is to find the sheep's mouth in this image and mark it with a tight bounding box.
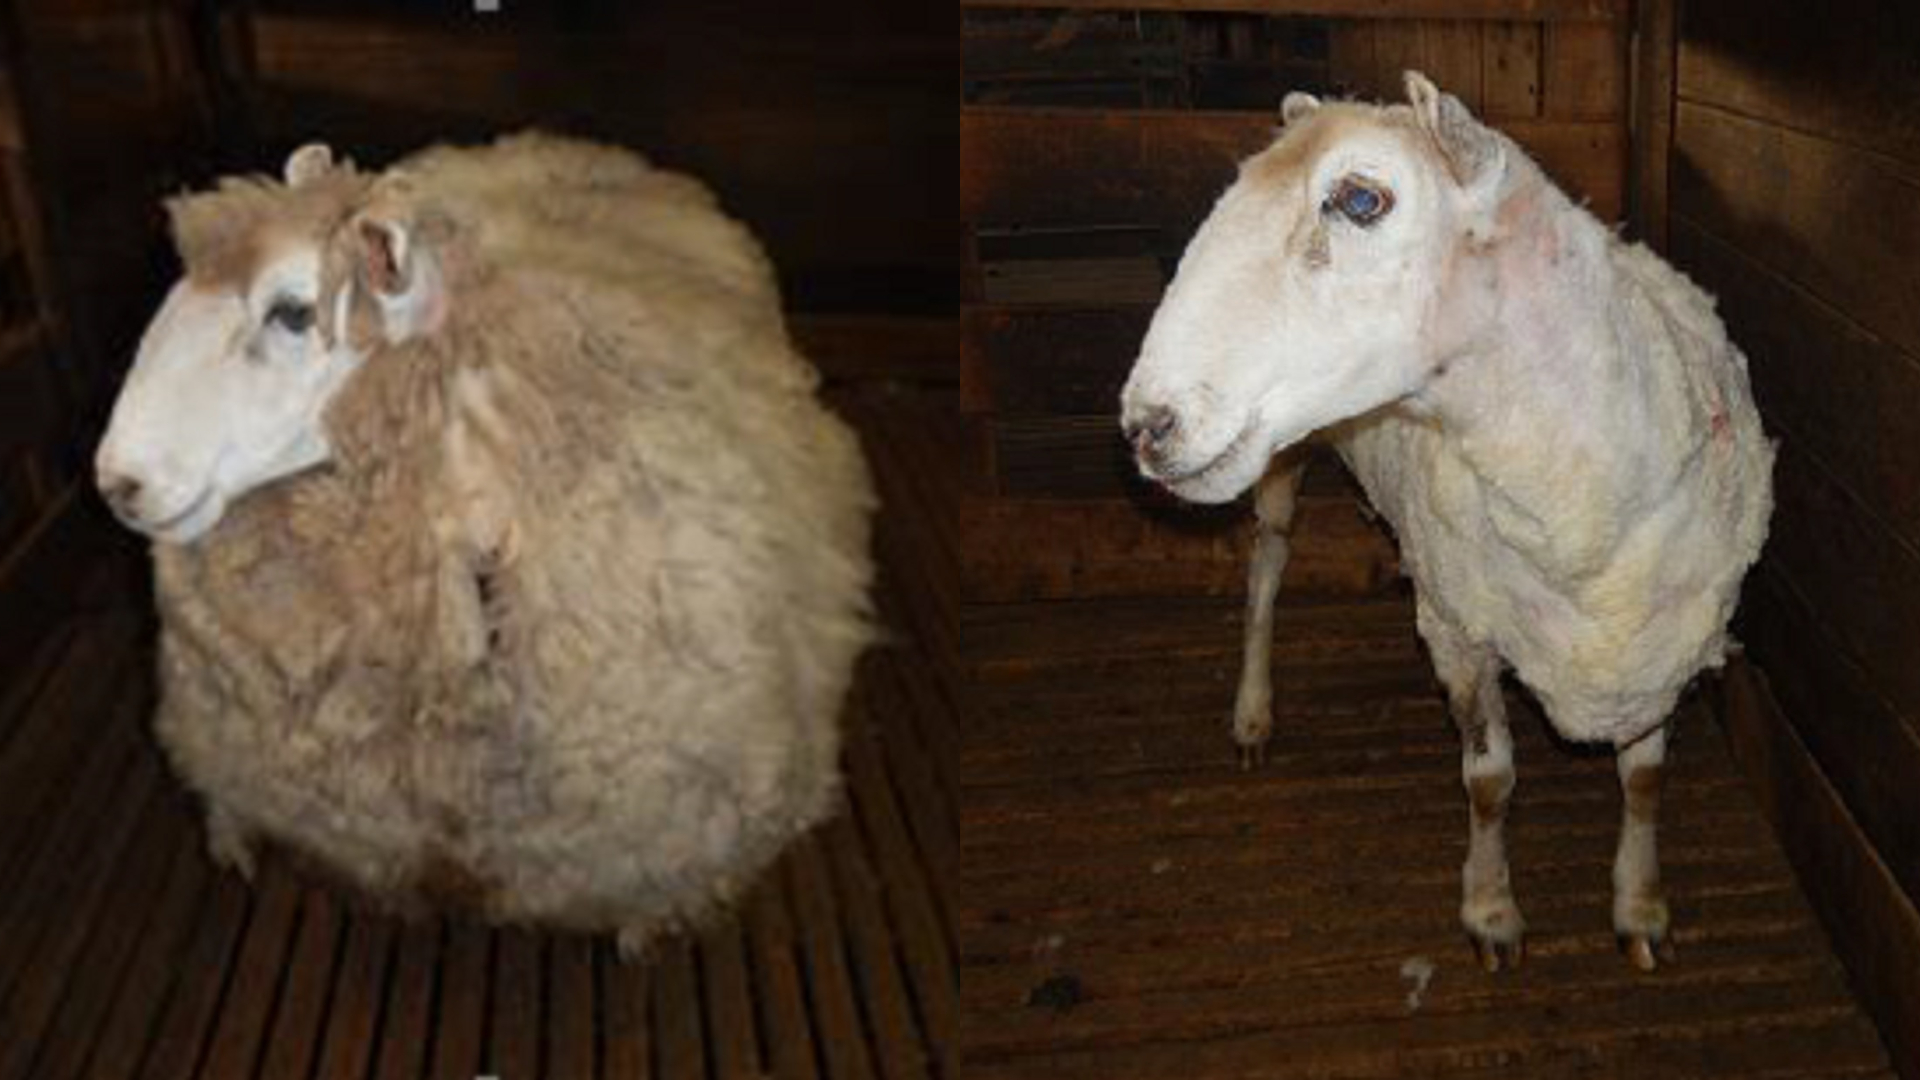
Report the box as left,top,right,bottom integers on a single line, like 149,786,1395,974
138,486,226,544
1144,416,1264,495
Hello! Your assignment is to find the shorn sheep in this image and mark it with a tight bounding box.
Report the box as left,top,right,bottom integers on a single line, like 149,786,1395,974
1120,74,1773,971
94,133,876,954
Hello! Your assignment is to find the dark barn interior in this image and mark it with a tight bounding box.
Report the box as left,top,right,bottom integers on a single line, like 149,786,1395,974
0,1,958,1077
3,0,1919,1078
960,0,1919,1077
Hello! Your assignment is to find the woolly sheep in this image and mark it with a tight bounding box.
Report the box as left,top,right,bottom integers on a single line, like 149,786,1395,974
1120,74,1773,971
94,133,876,954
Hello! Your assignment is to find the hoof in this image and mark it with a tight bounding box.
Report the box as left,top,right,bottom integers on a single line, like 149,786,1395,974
1231,705,1272,771
1470,933,1526,973
1462,902,1525,974
1614,895,1672,971
1618,931,1677,972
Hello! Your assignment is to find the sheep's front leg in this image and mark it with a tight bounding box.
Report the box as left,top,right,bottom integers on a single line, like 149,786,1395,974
1232,453,1305,769
1434,642,1524,971
1614,724,1675,971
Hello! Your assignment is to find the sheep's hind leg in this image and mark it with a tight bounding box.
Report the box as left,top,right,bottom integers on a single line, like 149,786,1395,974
1614,723,1675,971
1232,451,1306,769
1434,639,1524,971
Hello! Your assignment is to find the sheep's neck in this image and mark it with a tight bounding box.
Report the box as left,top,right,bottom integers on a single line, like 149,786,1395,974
1413,181,1646,570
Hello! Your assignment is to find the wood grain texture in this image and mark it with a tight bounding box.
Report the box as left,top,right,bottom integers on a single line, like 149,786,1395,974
1741,570,1920,921
1672,218,1920,551
1673,101,1920,362
1723,659,1920,1079
1542,18,1623,118
1629,0,1678,248
961,590,1895,1077
239,7,953,298
962,107,1626,232
1481,20,1542,117
1677,0,1920,175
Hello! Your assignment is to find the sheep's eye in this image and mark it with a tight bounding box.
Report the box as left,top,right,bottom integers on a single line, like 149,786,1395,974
266,297,316,335
1324,177,1393,226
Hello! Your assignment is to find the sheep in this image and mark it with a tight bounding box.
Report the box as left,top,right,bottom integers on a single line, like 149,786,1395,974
1120,74,1773,971
93,133,877,955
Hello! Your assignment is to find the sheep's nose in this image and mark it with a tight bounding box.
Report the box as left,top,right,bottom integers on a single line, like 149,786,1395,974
1125,405,1179,456
98,472,143,519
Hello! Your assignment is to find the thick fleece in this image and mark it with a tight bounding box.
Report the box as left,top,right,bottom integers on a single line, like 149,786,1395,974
149,134,876,950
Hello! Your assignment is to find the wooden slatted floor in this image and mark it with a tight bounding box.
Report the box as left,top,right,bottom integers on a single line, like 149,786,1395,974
0,390,959,1080
959,589,1898,1078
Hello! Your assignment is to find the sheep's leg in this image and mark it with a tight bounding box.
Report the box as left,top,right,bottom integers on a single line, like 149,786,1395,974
1429,629,1524,972
1232,452,1306,769
1614,723,1675,971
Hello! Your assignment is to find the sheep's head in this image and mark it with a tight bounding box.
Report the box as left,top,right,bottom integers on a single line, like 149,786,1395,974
1120,71,1511,503
95,144,451,543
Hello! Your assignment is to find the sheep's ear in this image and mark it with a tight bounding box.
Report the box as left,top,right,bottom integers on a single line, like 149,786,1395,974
1280,91,1321,127
1405,70,1504,193
284,144,335,188
356,216,410,297
351,209,446,341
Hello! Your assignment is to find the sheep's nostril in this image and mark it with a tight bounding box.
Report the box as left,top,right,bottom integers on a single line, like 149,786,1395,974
1126,406,1180,455
100,474,143,517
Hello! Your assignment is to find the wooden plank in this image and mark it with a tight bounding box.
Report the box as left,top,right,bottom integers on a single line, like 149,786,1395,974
654,934,708,1080
962,304,1150,417
487,927,544,1080
823,813,930,1080
961,490,1399,603
1629,0,1678,248
0,486,133,699
369,922,442,1080
1672,100,1920,362
959,592,1894,1078
242,12,953,286
1542,19,1622,118
257,887,348,1080
787,837,879,1080
310,914,400,1080
1325,20,1379,99
1481,20,1542,118
1762,444,1920,724
962,107,1626,232
601,940,656,1080
1724,659,1920,1078
196,860,308,1080
698,918,764,1080
790,316,957,387
0,611,140,895
545,933,599,1080
843,688,961,1079
56,814,210,1080
961,0,1622,20
746,878,821,1080
1742,570,1920,912
133,874,254,1080
0,673,144,1006
1670,218,1920,550
1677,0,1920,176
1422,21,1485,113
426,920,492,1080
0,744,163,1080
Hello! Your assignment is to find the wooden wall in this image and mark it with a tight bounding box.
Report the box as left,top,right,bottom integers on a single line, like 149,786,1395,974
0,0,213,689
960,1,1628,603
214,0,954,317
1656,0,1920,1071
